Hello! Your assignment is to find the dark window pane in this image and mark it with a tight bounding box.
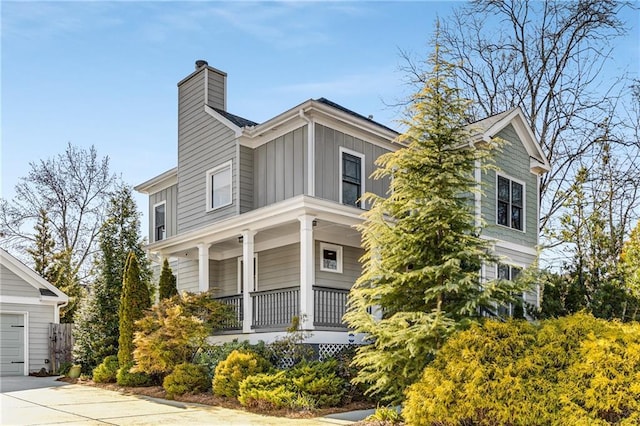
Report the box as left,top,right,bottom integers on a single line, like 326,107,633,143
498,176,510,202
512,182,523,207
154,204,165,241
323,249,338,270
343,153,361,181
498,264,510,280
512,206,522,230
497,201,509,226
511,267,522,281
343,182,360,207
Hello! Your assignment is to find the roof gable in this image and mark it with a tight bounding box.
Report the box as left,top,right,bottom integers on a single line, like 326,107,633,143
0,248,69,302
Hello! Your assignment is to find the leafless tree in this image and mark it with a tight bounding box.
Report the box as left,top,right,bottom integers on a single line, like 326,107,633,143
0,143,116,283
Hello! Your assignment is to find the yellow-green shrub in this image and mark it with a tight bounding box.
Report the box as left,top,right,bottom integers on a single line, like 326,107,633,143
92,355,119,383
290,359,345,408
116,361,154,387
163,363,210,398
238,371,295,409
212,350,271,398
403,313,640,425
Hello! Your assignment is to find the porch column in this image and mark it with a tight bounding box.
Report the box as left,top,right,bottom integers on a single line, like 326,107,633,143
242,230,256,333
197,243,211,293
298,215,315,330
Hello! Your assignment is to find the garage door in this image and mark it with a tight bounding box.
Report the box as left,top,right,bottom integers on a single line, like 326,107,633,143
0,313,25,376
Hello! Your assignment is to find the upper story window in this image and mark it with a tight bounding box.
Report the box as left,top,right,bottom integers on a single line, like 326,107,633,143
340,147,365,208
320,242,343,274
153,202,166,242
206,161,232,211
497,175,524,231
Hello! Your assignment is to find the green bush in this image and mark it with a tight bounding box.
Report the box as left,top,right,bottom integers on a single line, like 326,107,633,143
290,360,345,408
92,355,119,383
194,340,268,379
403,313,640,425
238,371,295,409
116,361,154,387
212,350,271,398
163,363,210,398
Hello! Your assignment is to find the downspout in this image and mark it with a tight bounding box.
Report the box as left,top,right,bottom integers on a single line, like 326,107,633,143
298,109,315,197
55,301,68,324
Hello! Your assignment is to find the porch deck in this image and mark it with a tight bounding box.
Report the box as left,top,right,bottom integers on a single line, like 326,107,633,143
215,286,349,331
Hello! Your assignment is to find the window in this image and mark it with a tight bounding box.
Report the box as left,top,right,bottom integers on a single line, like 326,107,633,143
320,243,343,273
153,202,166,242
496,263,523,318
340,148,365,208
206,161,232,211
497,175,524,231
237,255,258,293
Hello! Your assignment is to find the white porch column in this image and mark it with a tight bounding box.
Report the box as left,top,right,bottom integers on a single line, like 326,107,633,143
242,230,256,334
298,215,315,330
197,243,211,293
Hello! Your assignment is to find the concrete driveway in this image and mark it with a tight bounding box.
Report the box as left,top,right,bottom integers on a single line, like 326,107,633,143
0,376,359,425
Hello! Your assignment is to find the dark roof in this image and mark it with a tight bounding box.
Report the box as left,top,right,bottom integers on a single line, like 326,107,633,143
315,97,398,135
210,106,259,128
39,288,58,297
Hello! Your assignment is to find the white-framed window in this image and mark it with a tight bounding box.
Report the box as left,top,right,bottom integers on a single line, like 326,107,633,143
339,147,365,208
496,174,525,231
153,201,166,242
320,242,343,273
496,263,523,317
206,161,232,211
237,254,258,293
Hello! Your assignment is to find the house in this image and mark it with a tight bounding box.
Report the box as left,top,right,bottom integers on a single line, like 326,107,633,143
0,248,69,376
135,60,550,347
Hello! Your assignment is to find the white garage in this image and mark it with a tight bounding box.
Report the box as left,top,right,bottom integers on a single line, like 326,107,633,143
0,248,68,376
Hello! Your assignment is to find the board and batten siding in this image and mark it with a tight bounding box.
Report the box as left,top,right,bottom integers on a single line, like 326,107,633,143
0,265,40,297
253,126,307,209
314,123,390,205
0,302,55,374
239,145,254,213
148,184,178,241
481,124,538,248
177,70,237,233
315,242,363,290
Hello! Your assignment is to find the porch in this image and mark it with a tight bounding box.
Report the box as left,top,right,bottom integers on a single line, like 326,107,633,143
215,285,349,332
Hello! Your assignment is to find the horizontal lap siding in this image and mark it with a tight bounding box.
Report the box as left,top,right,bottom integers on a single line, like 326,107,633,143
315,242,362,290
258,244,300,291
254,126,307,209
314,124,390,205
175,258,198,293
178,71,237,232
0,265,40,297
206,68,225,111
214,258,238,296
148,184,178,241
481,124,538,248
0,302,55,374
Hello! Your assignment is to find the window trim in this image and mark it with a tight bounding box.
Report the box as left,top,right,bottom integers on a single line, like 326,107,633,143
237,254,258,293
152,201,166,242
319,242,343,274
495,262,525,317
495,173,526,233
339,147,365,208
206,160,233,212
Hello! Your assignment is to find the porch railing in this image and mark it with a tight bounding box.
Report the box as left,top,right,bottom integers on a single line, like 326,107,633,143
216,294,243,330
314,286,349,328
252,287,299,329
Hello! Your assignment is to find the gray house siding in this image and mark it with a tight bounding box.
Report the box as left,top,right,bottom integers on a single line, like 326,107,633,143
206,68,226,111
177,70,237,233
0,265,40,297
239,145,254,213
213,258,238,296
481,124,538,248
258,244,300,291
148,184,178,242
175,258,199,293
314,123,390,206
315,242,362,290
253,126,307,209
0,302,55,374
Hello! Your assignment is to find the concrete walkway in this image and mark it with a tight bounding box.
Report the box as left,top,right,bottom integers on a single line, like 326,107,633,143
0,376,357,425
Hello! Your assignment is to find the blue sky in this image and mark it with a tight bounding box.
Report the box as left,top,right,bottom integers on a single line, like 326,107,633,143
2,1,638,235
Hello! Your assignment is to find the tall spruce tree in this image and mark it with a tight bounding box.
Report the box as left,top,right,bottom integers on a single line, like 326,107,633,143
118,251,150,366
344,36,528,403
158,258,178,300
26,208,58,283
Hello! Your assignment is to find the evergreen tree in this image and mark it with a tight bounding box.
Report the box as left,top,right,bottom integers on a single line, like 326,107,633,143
26,208,58,283
72,184,150,368
344,36,528,403
158,258,178,300
118,251,150,366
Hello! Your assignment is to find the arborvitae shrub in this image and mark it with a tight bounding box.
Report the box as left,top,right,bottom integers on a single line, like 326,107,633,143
92,355,119,383
403,313,640,425
162,363,210,398
212,350,271,398
116,361,154,387
238,371,295,409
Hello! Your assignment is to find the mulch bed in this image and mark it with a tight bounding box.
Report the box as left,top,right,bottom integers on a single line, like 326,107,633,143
57,376,374,419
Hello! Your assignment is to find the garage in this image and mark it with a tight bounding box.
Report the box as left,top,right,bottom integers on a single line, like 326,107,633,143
0,248,68,376
0,313,25,376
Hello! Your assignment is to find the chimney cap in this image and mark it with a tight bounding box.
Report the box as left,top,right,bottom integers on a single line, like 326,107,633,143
195,59,208,70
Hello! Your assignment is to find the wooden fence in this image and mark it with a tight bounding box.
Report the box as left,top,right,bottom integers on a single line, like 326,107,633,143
49,323,73,373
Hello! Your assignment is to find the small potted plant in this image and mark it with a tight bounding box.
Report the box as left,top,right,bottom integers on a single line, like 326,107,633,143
67,364,82,379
